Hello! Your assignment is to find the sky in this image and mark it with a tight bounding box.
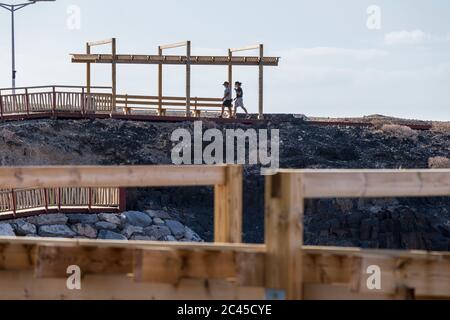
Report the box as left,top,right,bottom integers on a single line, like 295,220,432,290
0,0,449,120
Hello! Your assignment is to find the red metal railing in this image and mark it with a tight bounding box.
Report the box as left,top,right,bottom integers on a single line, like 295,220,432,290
0,187,125,220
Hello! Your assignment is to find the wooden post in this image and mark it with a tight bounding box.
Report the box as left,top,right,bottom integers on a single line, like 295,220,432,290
214,165,243,243
25,88,30,116
186,41,191,117
57,188,61,211
228,49,233,96
111,38,117,114
158,46,163,115
88,187,92,212
11,189,16,217
258,44,264,120
43,189,48,213
81,87,85,115
86,43,91,96
265,173,303,300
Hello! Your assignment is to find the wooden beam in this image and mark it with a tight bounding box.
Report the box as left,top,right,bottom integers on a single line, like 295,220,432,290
214,165,243,243
230,45,261,53
186,41,191,117
111,38,117,113
86,43,91,96
134,247,265,286
158,46,163,114
265,173,303,299
228,49,233,105
71,54,280,66
273,170,450,199
302,246,450,299
0,165,227,189
36,245,132,278
88,38,114,47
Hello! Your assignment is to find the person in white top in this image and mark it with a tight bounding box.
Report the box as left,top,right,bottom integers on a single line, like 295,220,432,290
220,81,233,118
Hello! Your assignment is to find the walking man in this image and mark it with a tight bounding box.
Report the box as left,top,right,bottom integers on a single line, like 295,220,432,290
220,81,233,118
234,81,250,118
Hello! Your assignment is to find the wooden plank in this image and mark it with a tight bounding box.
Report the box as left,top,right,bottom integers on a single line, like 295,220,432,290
0,165,227,189
134,247,265,286
71,54,280,66
277,170,450,198
88,38,114,47
302,246,450,298
214,165,243,243
36,245,132,278
265,173,303,299
258,44,264,119
186,41,191,117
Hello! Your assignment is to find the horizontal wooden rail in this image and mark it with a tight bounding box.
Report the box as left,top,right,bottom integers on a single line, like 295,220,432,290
0,165,227,189
0,237,448,299
0,88,228,120
0,187,122,219
276,169,450,198
0,165,242,243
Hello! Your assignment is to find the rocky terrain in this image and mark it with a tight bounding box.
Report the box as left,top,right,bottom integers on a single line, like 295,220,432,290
0,210,202,242
0,115,449,250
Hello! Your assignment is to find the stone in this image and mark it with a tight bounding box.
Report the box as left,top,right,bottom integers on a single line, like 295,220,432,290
166,220,185,239
144,225,171,240
122,225,144,238
66,214,99,224
0,224,15,237
39,225,76,238
147,210,171,220
29,214,68,226
153,218,165,225
98,213,121,225
72,224,98,239
184,227,202,242
98,230,127,241
13,219,37,236
121,211,152,227
95,221,118,231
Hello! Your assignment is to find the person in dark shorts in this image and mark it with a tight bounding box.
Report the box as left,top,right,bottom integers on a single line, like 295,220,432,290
220,81,233,118
234,81,250,119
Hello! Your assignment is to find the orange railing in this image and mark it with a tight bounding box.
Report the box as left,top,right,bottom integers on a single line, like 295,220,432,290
0,85,224,119
0,187,125,220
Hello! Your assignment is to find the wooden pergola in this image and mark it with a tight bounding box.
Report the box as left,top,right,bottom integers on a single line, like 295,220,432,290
71,38,280,119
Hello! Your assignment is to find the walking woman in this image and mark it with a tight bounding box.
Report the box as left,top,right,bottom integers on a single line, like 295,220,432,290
234,81,250,119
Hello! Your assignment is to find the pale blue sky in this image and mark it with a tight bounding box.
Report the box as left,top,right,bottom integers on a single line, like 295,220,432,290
0,0,449,120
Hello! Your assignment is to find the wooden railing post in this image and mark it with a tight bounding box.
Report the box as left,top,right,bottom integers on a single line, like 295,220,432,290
11,189,16,217
265,172,304,300
25,88,30,116
52,86,57,116
88,187,92,212
214,165,243,243
119,187,126,212
81,87,85,115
